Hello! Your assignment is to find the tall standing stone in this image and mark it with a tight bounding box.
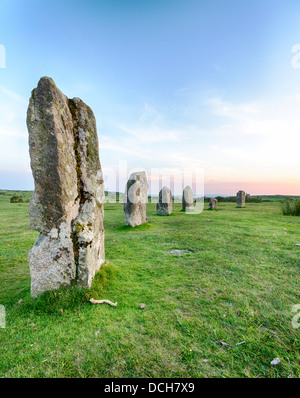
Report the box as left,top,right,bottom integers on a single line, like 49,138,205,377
27,77,105,297
209,198,218,210
157,186,172,215
236,190,246,208
123,171,149,227
182,186,194,211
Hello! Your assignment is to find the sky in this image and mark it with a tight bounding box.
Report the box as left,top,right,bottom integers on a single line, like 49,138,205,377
0,0,300,195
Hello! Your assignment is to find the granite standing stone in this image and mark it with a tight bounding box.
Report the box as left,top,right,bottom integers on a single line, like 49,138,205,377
157,186,172,215
123,171,149,227
182,186,194,211
236,190,246,208
27,77,105,297
209,198,218,209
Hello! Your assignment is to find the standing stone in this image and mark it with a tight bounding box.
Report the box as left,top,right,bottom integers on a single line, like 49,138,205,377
27,77,105,297
123,171,149,227
157,186,172,215
182,186,194,211
236,190,246,208
209,198,218,210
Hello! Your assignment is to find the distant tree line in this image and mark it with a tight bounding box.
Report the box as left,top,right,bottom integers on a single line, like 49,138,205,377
9,195,31,203
203,196,262,203
10,195,24,203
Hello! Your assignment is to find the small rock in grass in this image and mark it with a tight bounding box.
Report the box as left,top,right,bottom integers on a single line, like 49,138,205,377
271,358,280,366
17,299,23,304
220,340,231,346
168,249,193,256
139,304,146,309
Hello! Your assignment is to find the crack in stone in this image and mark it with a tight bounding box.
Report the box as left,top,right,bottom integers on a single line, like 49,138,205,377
68,99,85,285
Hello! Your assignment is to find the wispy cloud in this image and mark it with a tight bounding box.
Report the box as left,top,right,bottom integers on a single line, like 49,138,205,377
116,101,182,144
0,86,29,175
1,82,300,194
206,95,300,137
100,135,153,159
99,91,300,191
0,86,28,106
118,124,181,143
206,97,261,119
0,126,27,138
201,94,300,183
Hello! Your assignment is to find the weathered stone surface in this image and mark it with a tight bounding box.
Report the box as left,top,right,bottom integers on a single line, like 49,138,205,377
27,77,105,297
182,186,194,211
236,190,246,208
123,171,148,227
68,97,105,288
157,186,172,215
209,198,218,209
28,77,77,233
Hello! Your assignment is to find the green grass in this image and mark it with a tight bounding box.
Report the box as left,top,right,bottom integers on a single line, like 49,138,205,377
0,191,299,378
282,198,300,216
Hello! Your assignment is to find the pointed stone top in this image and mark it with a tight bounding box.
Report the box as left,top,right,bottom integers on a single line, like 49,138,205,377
30,76,68,111
129,171,147,180
35,76,58,93
38,76,56,85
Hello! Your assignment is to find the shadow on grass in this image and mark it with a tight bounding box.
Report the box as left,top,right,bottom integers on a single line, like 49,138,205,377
116,223,153,232
152,213,177,217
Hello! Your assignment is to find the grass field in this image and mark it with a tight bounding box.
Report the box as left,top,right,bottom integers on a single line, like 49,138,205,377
0,190,299,378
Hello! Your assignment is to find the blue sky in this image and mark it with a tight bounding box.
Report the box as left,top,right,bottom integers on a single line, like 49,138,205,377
1,0,300,194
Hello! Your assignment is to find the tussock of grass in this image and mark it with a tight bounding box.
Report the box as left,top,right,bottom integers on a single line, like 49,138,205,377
0,192,299,378
282,198,300,216
116,223,154,232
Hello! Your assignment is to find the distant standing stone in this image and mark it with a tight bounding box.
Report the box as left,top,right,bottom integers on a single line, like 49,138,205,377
182,186,194,211
209,198,218,209
236,190,246,208
157,186,172,215
27,77,105,297
123,171,149,227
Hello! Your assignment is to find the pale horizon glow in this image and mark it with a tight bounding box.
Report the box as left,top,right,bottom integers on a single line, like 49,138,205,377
0,0,300,196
